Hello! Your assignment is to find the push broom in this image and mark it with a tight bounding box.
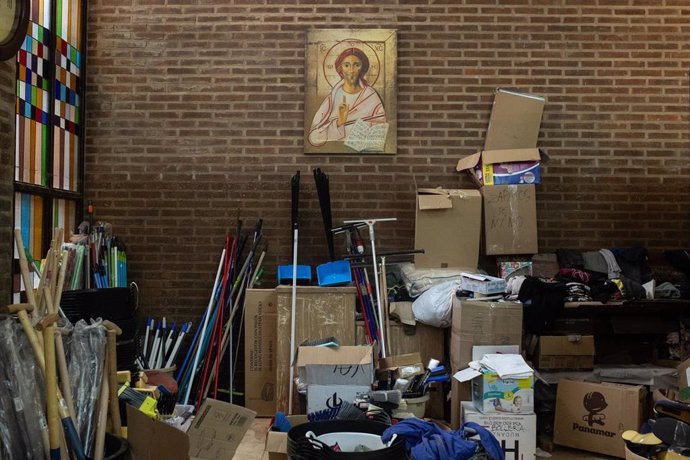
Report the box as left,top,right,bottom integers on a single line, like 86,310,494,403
288,171,300,415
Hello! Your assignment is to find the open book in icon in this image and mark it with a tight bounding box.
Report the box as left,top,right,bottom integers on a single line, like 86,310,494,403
344,119,389,153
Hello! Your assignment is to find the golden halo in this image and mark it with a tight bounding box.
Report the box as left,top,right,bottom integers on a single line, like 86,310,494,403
322,38,381,88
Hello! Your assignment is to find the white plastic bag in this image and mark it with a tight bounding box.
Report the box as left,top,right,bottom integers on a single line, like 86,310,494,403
411,280,461,328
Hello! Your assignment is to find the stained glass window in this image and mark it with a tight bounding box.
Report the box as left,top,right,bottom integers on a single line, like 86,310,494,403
13,0,86,302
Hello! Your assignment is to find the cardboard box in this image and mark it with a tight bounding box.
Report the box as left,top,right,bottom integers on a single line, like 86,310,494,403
481,185,538,255
462,401,537,460
457,148,543,186
450,298,523,428
306,384,370,414
127,399,256,460
296,345,374,386
456,89,546,187
265,415,308,460
536,335,595,370
554,379,647,458
244,289,277,416
471,371,534,414
461,272,507,294
497,258,533,279
275,286,356,413
414,188,482,269
355,320,445,371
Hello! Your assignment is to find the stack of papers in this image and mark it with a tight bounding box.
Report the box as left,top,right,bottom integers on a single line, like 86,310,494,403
453,353,533,382
478,354,533,379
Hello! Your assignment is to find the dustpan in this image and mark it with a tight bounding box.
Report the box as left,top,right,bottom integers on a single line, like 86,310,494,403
278,264,312,285
316,259,352,286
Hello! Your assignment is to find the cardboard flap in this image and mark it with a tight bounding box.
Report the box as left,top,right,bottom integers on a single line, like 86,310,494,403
188,399,256,460
378,352,423,370
456,151,482,172
482,148,541,165
265,431,288,454
296,345,373,367
127,404,190,460
417,191,453,210
485,89,545,150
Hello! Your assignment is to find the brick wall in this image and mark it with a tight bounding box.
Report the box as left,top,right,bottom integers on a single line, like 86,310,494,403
85,1,690,319
0,59,15,304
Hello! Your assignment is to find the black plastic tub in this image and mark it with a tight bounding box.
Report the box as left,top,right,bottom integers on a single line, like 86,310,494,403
104,433,130,460
60,287,135,323
287,420,408,460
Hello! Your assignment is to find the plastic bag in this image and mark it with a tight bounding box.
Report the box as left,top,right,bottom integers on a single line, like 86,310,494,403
0,318,48,459
68,318,106,458
411,280,461,328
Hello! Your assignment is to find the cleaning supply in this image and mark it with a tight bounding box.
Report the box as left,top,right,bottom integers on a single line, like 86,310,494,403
313,168,352,287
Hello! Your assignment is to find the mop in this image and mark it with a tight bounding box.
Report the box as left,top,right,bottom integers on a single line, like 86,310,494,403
342,218,397,358
288,171,300,415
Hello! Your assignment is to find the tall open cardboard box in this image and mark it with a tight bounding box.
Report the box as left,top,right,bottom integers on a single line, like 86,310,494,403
414,188,481,269
456,88,546,187
450,298,523,428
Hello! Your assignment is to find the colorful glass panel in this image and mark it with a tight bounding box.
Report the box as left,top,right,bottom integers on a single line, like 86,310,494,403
53,0,82,192
15,21,51,186
13,192,44,302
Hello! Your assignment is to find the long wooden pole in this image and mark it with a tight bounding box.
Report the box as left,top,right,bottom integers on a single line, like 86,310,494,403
38,312,61,460
103,320,123,436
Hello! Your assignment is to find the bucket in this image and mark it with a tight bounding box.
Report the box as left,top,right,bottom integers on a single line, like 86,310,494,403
287,420,408,459
60,287,135,322
316,260,352,287
104,433,130,460
403,394,429,419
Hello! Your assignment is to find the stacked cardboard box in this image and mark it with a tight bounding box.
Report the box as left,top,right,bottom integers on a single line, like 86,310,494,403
275,286,356,413
462,402,536,460
295,345,374,414
457,88,546,256
450,297,523,428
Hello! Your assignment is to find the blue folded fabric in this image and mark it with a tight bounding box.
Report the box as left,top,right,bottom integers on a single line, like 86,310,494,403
382,419,504,460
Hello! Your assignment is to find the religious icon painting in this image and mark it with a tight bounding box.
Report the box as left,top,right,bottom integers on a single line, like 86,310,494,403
305,29,397,155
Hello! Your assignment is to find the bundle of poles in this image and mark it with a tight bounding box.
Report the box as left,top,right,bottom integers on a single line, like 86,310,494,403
333,221,423,359
138,317,191,370
175,219,267,409
2,228,122,460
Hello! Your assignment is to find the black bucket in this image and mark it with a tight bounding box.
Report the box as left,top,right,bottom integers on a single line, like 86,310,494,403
104,433,130,460
287,420,408,460
60,287,136,323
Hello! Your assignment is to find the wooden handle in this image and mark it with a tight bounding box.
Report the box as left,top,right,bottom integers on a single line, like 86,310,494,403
5,303,33,314
106,330,122,435
102,320,122,336
93,350,109,460
43,325,61,457
36,313,60,331
54,250,68,312
14,229,38,309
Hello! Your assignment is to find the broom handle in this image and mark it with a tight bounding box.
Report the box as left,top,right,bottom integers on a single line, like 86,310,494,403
288,227,298,415
43,320,61,460
14,230,38,310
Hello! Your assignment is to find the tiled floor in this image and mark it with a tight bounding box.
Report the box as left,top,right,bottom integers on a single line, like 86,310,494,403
234,417,619,459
